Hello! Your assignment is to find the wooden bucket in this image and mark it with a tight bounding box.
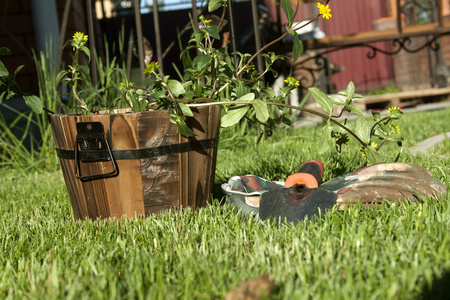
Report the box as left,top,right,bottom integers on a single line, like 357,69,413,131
49,106,221,220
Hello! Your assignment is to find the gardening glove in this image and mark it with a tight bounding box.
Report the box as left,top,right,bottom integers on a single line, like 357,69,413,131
320,162,447,210
284,160,324,188
222,161,447,224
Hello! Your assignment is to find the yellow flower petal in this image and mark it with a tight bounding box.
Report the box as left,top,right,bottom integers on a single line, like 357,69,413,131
317,3,332,19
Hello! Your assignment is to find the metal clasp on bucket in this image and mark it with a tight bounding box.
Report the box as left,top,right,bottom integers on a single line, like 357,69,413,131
74,122,118,180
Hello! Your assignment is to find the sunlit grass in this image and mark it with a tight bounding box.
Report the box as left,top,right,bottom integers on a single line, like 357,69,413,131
1,107,450,299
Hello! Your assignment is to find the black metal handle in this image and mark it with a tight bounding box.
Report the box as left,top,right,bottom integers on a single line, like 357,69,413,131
74,137,118,180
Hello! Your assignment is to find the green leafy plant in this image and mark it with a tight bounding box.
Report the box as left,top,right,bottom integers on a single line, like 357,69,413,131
3,0,404,164
307,82,403,162
0,45,60,172
0,48,42,114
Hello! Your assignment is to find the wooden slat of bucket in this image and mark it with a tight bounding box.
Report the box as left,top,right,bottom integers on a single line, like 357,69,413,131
50,113,145,220
138,110,181,214
179,105,221,209
74,115,114,219
51,115,93,219
105,113,145,217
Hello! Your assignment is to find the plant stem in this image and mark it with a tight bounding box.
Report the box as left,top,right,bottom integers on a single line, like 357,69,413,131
370,116,391,137
72,84,88,111
163,83,179,113
215,14,321,95
71,48,88,112
186,100,368,147
237,14,320,77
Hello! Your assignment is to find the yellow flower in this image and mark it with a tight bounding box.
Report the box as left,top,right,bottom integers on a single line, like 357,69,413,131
118,82,133,89
317,3,332,19
73,32,88,46
144,62,160,75
387,105,400,115
203,19,212,26
284,76,300,87
243,64,256,73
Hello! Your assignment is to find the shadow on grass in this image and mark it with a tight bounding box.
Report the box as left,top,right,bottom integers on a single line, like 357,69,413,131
213,182,227,205
416,269,450,300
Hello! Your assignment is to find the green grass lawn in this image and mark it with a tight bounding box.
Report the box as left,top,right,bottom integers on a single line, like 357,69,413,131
1,107,450,299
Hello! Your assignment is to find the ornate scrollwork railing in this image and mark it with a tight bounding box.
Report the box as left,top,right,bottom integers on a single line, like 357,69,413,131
291,0,449,93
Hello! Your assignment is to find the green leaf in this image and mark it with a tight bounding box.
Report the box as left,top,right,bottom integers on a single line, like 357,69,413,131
176,117,196,137
237,93,255,102
318,123,334,154
308,87,334,116
0,91,5,103
251,100,269,123
206,26,220,40
347,104,364,116
282,116,292,126
208,0,224,12
5,90,16,100
0,47,12,56
56,70,70,85
79,46,91,62
23,93,43,114
78,65,90,75
178,102,194,117
234,82,249,99
364,146,382,164
0,60,9,77
372,111,381,121
355,116,371,143
329,95,346,106
114,67,129,79
152,90,166,99
167,80,186,97
346,81,355,100
141,77,153,87
261,52,286,68
63,40,75,49
280,0,295,25
292,32,303,62
192,54,212,70
261,87,276,99
373,127,388,139
127,90,139,112
386,133,403,143
13,65,25,77
221,106,249,127
192,31,206,46
194,78,202,96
